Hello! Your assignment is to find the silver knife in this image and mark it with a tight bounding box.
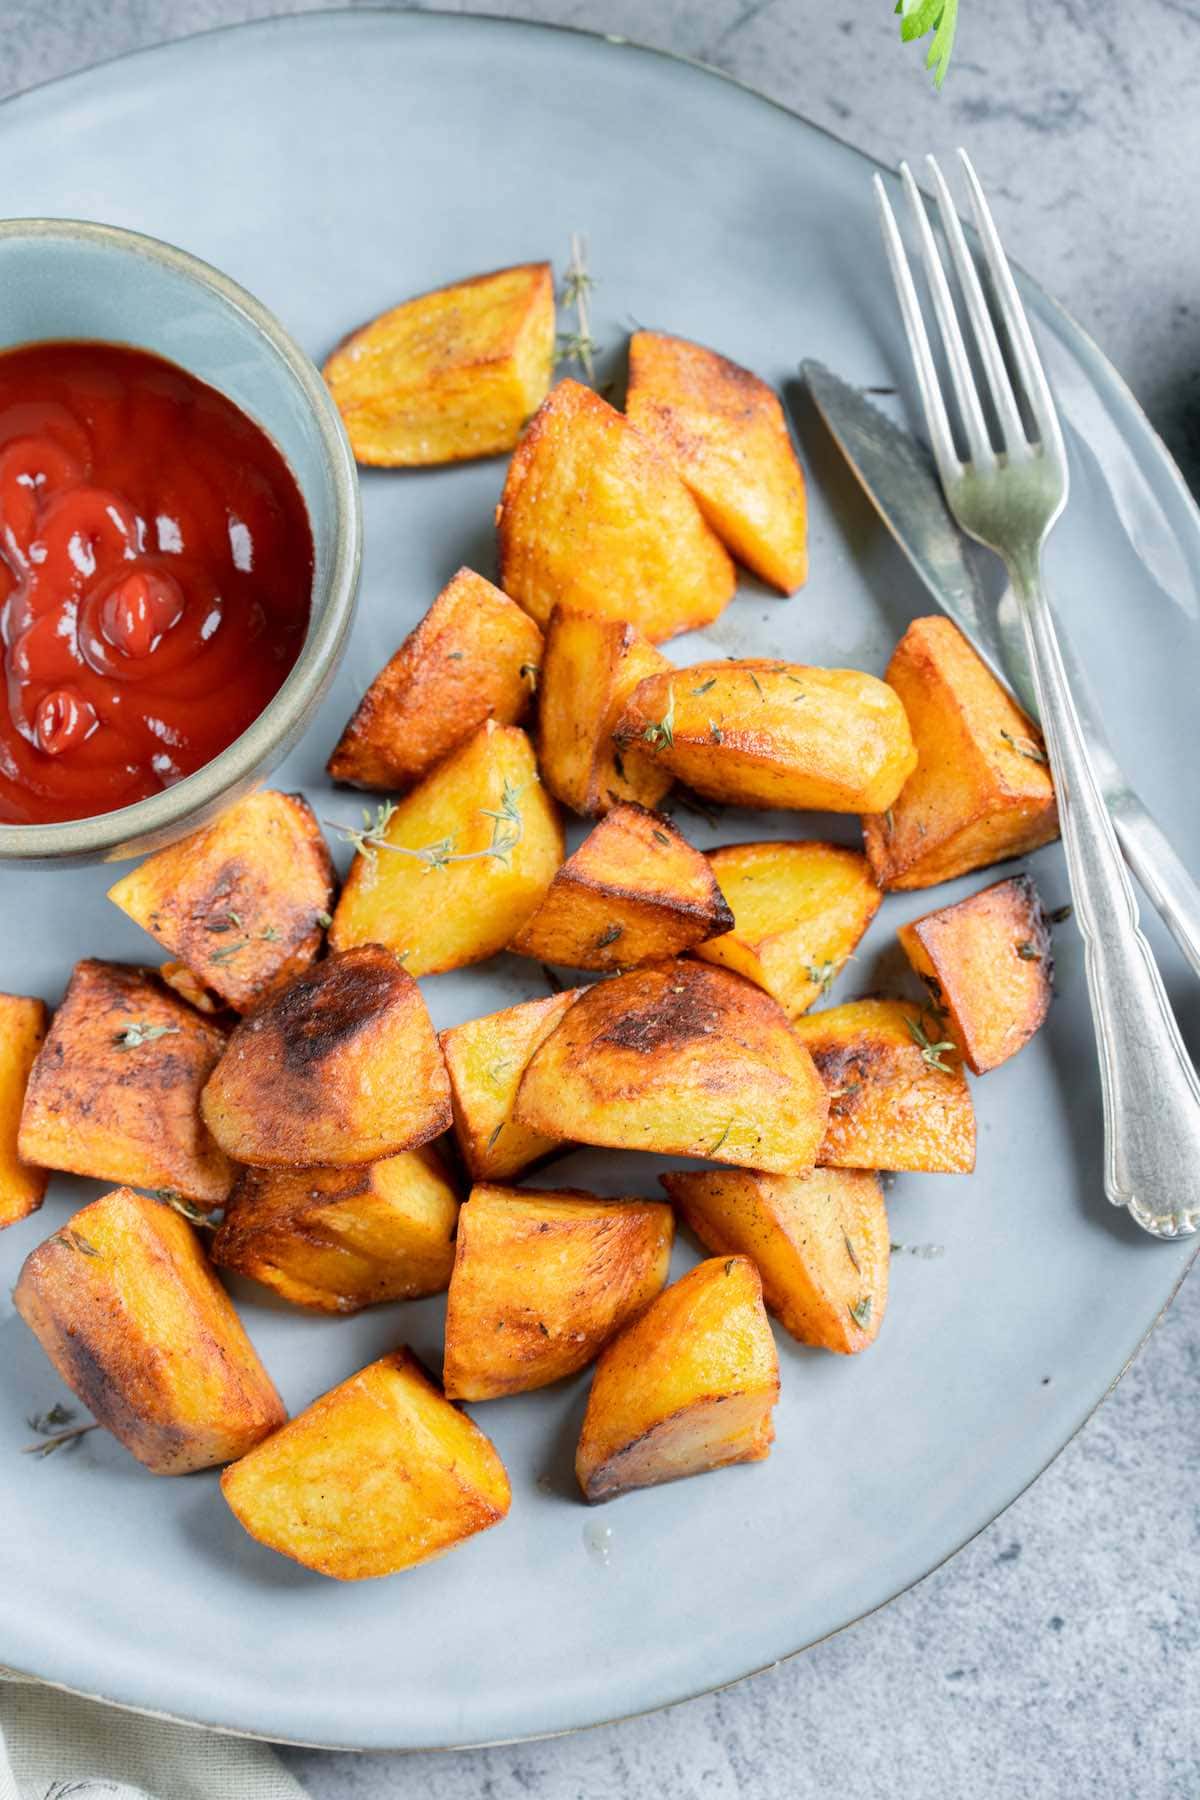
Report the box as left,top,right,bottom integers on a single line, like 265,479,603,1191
803,359,1200,979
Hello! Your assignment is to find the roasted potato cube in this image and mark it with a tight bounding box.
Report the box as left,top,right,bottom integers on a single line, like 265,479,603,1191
200,944,450,1168
14,1188,285,1474
439,989,584,1181
615,659,917,812
509,803,733,970
791,998,975,1173
107,791,334,1014
323,262,554,467
864,617,1059,889
663,1166,888,1352
327,568,544,793
538,608,673,816
575,1255,778,1503
330,722,563,975
0,994,47,1229
897,874,1053,1074
626,331,808,592
221,1349,511,1579
695,841,881,1017
211,1146,460,1313
496,379,736,642
19,960,233,1204
442,1183,674,1400
515,960,829,1174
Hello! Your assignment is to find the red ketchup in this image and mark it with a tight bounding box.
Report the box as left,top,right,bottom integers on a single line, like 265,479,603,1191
0,341,313,824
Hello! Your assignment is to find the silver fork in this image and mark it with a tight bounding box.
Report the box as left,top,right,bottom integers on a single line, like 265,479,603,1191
876,149,1200,1241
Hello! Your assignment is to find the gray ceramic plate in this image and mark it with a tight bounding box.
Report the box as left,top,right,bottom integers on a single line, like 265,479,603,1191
0,9,1196,1753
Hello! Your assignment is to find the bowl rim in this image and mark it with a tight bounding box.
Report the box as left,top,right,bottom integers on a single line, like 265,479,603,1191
0,214,362,862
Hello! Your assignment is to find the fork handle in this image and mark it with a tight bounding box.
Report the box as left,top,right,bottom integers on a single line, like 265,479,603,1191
1010,549,1200,1238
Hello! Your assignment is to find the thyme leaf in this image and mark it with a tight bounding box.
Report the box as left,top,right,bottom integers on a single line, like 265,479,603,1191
54,1230,100,1258
1000,727,1049,766
709,1118,734,1155
113,1021,180,1050
848,1295,874,1328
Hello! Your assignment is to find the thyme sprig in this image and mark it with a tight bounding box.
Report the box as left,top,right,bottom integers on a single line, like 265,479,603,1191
556,232,598,382
332,780,528,873
22,1405,99,1458
905,1009,958,1074
642,686,676,751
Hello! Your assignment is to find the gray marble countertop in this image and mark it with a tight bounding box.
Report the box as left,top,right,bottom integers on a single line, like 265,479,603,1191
3,3,1197,1794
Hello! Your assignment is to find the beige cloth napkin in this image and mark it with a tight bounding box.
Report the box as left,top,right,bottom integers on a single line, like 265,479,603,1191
0,1672,309,1800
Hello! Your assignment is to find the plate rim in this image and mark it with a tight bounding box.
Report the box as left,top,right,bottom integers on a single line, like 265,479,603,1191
0,3,1196,1752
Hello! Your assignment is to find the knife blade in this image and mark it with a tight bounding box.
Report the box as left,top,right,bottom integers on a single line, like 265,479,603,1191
802,359,1200,978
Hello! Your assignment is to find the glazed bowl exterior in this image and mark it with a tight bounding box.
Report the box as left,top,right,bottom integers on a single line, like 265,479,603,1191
0,217,361,865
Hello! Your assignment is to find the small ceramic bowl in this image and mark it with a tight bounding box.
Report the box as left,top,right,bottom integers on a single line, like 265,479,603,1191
0,217,361,865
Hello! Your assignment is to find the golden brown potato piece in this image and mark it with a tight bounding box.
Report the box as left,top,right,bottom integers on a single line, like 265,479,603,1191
576,1255,778,1503
626,331,808,593
200,944,450,1168
496,379,736,642
863,617,1059,889
695,842,881,1018
442,1184,674,1400
515,960,829,1174
537,608,673,816
19,960,233,1204
159,962,224,1014
615,659,917,812
107,791,334,1014
221,1349,511,1580
439,988,584,1181
323,262,554,467
791,998,975,1173
897,874,1053,1074
663,1166,888,1353
327,568,544,793
14,1188,285,1474
509,803,733,971
0,994,48,1230
330,722,562,976
212,1147,460,1313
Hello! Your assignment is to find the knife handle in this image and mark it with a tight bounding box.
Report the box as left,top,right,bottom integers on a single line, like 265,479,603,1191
1012,552,1200,1239
1110,794,1200,981
996,585,1200,980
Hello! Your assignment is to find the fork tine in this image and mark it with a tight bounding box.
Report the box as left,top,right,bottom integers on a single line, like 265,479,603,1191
924,154,1027,455
898,161,994,468
956,148,1066,463
872,174,960,483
